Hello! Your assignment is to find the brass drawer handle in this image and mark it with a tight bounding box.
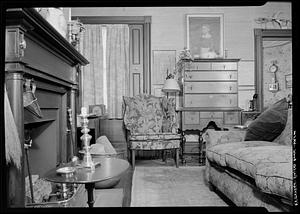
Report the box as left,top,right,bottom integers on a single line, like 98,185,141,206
186,74,192,79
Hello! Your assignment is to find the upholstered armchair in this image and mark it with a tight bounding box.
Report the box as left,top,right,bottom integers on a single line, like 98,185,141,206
123,94,182,169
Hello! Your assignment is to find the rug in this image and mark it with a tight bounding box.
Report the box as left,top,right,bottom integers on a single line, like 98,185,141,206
130,166,228,207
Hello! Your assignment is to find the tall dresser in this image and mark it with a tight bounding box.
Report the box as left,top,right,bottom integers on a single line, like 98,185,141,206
180,59,242,155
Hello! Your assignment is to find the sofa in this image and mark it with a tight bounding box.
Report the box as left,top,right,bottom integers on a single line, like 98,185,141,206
203,98,294,212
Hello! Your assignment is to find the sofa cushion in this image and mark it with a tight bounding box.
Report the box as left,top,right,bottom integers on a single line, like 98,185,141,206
129,133,181,141
256,162,292,201
129,139,180,150
203,130,247,148
244,98,288,142
206,141,277,167
224,145,292,179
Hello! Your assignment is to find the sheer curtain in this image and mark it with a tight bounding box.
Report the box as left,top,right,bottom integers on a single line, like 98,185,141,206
79,24,129,118
79,24,104,108
106,24,130,118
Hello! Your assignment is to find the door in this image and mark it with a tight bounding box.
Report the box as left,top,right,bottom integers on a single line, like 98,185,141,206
254,29,292,111
129,24,144,96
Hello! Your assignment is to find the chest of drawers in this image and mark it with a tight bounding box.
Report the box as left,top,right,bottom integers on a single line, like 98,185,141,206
181,59,242,131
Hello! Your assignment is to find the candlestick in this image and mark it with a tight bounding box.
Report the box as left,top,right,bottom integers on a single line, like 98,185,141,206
81,107,87,116
79,107,95,171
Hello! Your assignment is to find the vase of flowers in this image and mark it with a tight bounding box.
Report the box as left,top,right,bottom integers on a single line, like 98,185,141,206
36,8,68,38
175,48,192,87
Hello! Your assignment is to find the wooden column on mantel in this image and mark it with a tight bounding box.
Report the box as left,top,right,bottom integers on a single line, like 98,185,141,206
5,8,89,208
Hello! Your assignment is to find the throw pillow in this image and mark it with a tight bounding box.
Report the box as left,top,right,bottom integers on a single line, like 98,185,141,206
273,108,293,145
244,98,288,142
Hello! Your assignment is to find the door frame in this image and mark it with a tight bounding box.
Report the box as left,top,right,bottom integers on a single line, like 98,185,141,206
72,15,151,97
254,29,292,112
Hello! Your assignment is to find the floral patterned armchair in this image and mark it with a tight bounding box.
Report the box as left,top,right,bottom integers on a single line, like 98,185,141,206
123,94,182,168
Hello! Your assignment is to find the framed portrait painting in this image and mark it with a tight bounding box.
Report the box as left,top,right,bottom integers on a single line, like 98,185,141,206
187,14,224,59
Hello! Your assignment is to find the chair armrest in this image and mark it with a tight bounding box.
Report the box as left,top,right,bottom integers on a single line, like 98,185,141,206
202,129,246,148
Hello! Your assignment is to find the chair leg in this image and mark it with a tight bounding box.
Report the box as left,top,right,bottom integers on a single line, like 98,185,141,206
162,150,167,162
131,149,135,169
175,148,179,168
127,147,131,163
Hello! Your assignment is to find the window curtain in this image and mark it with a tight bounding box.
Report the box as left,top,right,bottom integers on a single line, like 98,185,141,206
79,24,104,108
106,24,130,118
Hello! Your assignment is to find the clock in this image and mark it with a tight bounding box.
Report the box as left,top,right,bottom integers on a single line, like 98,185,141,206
269,63,278,73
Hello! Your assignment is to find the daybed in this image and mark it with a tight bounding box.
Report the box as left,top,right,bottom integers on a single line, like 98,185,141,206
203,98,294,212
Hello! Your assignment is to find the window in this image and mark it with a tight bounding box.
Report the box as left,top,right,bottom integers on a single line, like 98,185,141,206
79,24,129,118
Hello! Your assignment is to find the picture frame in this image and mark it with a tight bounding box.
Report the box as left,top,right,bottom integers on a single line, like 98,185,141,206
152,50,177,85
186,14,224,59
89,104,106,116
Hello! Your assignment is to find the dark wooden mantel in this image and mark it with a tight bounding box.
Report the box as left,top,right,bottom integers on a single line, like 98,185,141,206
5,8,88,208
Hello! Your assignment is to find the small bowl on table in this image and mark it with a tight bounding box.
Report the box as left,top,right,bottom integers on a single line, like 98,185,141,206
56,166,76,178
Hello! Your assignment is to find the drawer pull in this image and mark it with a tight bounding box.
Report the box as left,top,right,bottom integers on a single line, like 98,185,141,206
223,65,226,69
229,86,232,91
189,85,193,91
186,74,192,79
229,74,232,79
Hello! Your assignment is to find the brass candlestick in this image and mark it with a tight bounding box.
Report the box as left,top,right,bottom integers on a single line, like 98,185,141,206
79,107,95,171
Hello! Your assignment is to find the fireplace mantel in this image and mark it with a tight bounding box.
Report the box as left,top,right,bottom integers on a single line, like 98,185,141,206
5,8,89,207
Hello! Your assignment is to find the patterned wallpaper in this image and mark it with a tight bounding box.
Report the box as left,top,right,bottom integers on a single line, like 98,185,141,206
263,40,292,109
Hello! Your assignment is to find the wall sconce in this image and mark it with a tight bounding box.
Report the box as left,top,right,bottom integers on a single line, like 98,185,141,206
67,19,85,47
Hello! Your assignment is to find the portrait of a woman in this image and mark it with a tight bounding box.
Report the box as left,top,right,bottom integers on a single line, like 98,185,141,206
187,14,223,59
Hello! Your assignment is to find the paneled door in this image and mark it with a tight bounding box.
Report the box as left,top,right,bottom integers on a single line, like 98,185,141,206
129,25,144,96
254,29,292,111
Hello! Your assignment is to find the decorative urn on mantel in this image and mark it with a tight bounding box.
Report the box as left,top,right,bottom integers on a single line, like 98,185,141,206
36,7,68,38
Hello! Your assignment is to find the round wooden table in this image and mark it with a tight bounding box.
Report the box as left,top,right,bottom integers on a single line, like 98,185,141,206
43,157,129,208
